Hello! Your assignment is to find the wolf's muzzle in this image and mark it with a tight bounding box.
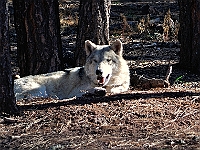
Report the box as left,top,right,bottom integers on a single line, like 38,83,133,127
96,69,103,76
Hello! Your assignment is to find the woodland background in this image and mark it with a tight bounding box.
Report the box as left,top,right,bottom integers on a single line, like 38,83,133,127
0,0,200,149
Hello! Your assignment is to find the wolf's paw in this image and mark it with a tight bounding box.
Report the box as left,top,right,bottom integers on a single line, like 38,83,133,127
84,87,106,97
93,87,106,96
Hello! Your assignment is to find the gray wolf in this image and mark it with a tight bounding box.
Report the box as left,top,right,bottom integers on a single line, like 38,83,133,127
14,39,130,100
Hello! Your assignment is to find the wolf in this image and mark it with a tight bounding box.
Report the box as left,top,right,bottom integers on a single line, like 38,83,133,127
14,39,130,100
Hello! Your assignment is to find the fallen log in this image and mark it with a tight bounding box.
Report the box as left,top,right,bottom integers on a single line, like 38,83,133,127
130,66,172,89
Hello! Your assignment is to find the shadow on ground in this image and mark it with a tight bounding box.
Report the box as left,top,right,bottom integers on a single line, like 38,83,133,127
19,90,200,111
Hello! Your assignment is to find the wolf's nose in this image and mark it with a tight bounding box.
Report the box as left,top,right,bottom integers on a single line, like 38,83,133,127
96,69,103,76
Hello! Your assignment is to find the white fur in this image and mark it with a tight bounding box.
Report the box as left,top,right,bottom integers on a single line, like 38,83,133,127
14,40,130,100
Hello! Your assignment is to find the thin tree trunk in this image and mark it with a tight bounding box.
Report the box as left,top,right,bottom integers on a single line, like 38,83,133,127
74,0,111,66
178,0,200,74
0,0,18,115
13,0,63,77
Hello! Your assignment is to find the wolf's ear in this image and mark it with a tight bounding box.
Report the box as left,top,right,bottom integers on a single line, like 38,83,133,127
111,39,123,56
85,40,97,57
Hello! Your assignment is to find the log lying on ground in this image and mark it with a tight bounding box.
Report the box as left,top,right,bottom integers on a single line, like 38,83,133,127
130,66,172,89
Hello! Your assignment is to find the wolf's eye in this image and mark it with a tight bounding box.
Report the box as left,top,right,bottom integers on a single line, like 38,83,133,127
93,59,97,63
107,59,111,62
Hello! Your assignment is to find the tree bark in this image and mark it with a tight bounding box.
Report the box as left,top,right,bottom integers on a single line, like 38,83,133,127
178,0,200,74
74,0,111,66
13,0,63,77
0,0,18,115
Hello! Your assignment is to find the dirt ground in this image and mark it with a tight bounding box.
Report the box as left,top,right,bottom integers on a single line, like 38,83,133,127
1,0,200,149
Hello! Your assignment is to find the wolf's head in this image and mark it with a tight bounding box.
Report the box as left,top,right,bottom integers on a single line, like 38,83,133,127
84,39,123,86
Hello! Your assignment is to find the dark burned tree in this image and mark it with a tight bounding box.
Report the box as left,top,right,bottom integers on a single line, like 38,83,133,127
13,0,63,77
178,0,200,74
74,0,111,66
0,0,18,114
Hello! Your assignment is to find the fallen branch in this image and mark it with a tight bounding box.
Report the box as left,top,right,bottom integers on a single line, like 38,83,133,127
130,66,172,89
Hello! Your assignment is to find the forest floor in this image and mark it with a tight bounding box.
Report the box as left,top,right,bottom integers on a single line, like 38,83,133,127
1,0,200,149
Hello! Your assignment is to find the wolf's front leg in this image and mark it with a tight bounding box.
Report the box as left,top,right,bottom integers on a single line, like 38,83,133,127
84,87,106,96
106,83,129,94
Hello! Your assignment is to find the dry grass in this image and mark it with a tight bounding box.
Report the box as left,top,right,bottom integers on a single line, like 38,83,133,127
59,0,79,27
136,9,180,42
162,9,179,41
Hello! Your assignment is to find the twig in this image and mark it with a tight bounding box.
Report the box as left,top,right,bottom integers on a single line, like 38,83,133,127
165,65,172,81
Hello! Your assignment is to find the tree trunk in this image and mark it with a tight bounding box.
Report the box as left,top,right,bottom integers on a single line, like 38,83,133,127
13,0,63,77
0,0,18,115
178,0,200,74
74,0,111,66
